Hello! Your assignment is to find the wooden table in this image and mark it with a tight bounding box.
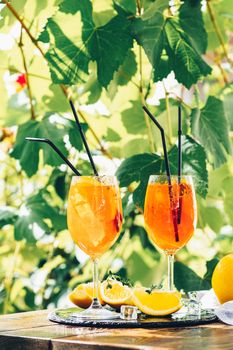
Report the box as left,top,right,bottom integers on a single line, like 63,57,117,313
0,310,232,350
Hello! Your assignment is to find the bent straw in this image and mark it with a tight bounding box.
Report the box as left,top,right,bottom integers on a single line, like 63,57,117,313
143,106,179,242
69,100,99,176
25,137,81,176
177,105,183,224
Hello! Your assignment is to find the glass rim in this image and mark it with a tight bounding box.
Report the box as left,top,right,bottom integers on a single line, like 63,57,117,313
70,175,119,185
70,175,117,179
148,174,194,178
148,174,195,182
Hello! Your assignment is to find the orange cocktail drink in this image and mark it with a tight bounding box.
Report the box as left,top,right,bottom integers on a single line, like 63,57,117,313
67,176,122,259
67,175,123,319
144,175,197,290
144,180,196,254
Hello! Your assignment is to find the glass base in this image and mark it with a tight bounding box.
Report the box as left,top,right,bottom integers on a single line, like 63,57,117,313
70,305,119,320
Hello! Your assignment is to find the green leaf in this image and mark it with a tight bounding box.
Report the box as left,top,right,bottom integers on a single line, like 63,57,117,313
179,0,207,54
168,136,208,198
0,207,18,228
222,177,233,226
191,96,232,168
174,259,218,292
203,207,223,233
165,19,211,88
11,115,68,177
174,261,204,292
113,50,137,87
131,225,158,253
115,0,136,15
105,128,121,142
131,0,168,68
202,258,219,289
223,92,233,131
14,193,55,242
68,120,88,151
121,100,147,135
204,0,233,50
0,0,27,29
38,18,89,85
116,135,208,208
59,0,133,87
48,168,67,200
153,54,171,82
116,153,162,208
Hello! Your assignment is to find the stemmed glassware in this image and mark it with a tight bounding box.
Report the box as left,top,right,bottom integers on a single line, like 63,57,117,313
67,175,123,319
144,175,197,291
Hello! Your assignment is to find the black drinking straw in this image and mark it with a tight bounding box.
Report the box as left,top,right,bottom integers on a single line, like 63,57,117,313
69,100,99,176
177,105,183,224
143,106,179,242
25,137,81,176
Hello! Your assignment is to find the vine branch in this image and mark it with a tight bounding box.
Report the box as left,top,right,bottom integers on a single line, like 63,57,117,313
18,27,35,120
206,0,232,66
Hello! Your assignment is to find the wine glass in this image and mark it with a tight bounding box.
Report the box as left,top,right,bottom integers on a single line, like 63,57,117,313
67,175,123,319
144,175,197,291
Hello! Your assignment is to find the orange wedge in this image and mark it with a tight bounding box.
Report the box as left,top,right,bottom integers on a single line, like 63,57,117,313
132,287,182,316
69,282,104,309
100,280,134,308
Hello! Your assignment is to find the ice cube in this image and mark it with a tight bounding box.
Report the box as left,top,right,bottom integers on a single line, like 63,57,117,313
215,301,233,325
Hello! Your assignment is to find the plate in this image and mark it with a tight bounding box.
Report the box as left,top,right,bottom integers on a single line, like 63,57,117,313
48,307,217,328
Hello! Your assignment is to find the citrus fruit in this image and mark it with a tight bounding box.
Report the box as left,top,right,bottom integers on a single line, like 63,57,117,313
212,254,233,304
132,287,182,316
100,280,133,308
69,283,104,309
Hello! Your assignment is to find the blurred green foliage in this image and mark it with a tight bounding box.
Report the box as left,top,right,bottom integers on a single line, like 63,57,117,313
0,0,233,314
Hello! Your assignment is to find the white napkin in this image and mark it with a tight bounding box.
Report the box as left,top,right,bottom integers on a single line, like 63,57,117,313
215,301,233,325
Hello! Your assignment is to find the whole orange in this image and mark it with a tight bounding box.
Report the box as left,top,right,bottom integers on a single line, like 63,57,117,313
212,254,233,304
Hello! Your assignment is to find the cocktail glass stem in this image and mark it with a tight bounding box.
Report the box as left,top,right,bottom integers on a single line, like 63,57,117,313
167,254,174,291
91,258,102,309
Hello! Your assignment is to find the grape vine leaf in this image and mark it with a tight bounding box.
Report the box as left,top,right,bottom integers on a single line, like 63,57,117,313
174,262,204,292
122,100,147,135
116,153,163,209
168,136,208,198
202,206,224,233
222,177,233,226
175,258,219,292
42,0,133,87
190,96,232,168
223,92,233,131
115,0,137,15
132,0,211,88
131,0,168,68
179,0,207,54
202,258,219,287
113,50,137,87
11,114,85,177
116,135,208,209
174,259,218,292
0,207,18,228
164,19,211,88
38,18,89,85
14,193,57,242
153,55,171,82
105,128,121,142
